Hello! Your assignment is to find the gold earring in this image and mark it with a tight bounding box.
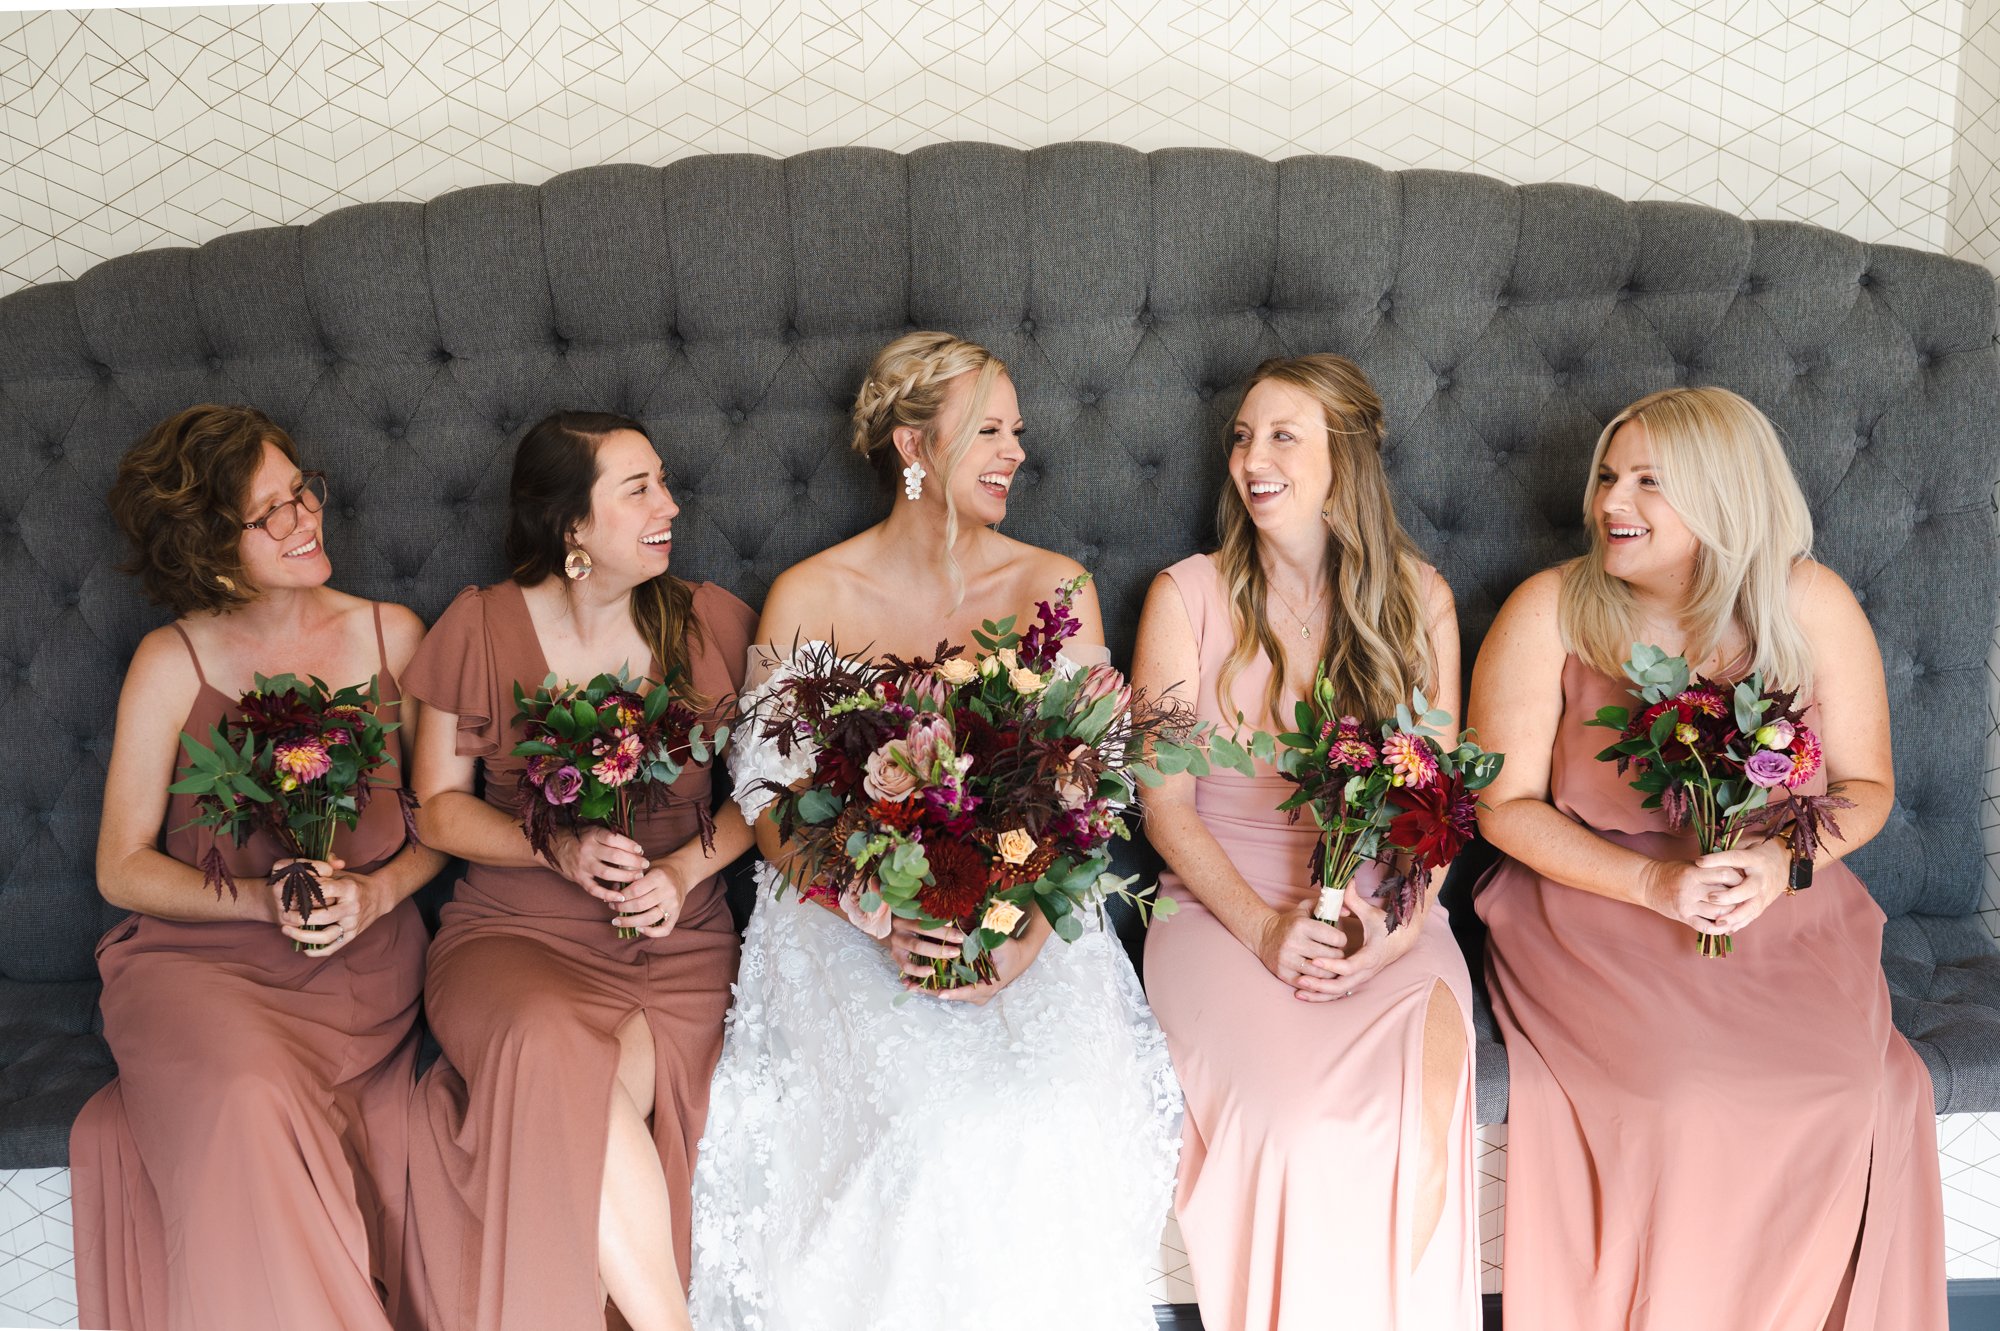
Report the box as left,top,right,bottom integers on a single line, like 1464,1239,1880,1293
564,546,592,580
215,574,237,592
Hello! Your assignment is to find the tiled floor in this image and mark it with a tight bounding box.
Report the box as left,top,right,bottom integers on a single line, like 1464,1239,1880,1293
0,1170,75,1330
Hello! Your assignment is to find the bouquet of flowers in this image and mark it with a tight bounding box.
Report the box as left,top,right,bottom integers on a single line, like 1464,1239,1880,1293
511,667,729,938
1586,642,1852,958
1273,666,1504,932
170,673,415,935
750,576,1242,990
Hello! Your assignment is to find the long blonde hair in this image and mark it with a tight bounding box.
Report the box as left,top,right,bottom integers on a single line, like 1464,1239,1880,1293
1559,386,1814,690
1214,354,1435,726
850,331,1007,606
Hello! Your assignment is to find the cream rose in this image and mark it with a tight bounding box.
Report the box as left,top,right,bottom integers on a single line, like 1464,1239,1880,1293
996,827,1036,865
937,657,978,687
1009,666,1046,695
996,647,1019,671
862,743,919,802
981,900,1026,936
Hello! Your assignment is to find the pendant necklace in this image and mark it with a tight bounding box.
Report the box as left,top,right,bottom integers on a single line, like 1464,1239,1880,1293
1268,580,1329,640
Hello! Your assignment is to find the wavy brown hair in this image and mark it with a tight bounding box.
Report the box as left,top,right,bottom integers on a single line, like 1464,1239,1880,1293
1214,355,1434,726
507,411,705,704
108,403,300,617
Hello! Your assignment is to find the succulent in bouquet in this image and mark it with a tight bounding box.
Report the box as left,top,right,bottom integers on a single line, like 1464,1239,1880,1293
751,576,1247,990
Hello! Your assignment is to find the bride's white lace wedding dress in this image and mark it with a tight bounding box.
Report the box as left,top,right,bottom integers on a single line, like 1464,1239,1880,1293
686,647,1182,1331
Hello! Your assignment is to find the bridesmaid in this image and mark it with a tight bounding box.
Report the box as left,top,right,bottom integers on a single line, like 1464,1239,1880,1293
72,404,439,1331
1470,386,1946,1329
402,411,757,1331
1136,354,1479,1330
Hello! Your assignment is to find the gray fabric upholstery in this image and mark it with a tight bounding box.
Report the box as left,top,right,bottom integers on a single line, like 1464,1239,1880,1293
2,144,1997,1166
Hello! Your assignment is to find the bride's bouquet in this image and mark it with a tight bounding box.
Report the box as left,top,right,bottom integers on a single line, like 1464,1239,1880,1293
1273,666,1503,932
512,667,729,938
1587,643,1851,958
748,576,1244,989
170,673,415,938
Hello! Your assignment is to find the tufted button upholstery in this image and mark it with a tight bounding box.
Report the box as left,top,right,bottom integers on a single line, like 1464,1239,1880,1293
1,144,1998,1159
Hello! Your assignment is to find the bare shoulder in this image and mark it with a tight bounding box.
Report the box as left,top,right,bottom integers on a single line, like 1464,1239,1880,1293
758,542,865,642
1416,560,1457,623
1486,564,1567,654
123,623,201,710
978,531,1083,593
1786,557,1865,629
374,600,428,661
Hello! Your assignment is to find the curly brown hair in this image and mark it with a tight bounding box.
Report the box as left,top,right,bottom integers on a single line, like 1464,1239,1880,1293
108,404,300,617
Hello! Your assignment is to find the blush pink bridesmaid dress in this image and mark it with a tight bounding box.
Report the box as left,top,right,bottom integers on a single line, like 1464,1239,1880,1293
1143,553,1481,1331
1476,655,1946,1330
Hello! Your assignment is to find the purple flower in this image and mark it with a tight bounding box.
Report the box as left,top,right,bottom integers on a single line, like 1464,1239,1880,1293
1018,586,1083,671
524,753,564,787
544,765,584,805
1745,750,1797,789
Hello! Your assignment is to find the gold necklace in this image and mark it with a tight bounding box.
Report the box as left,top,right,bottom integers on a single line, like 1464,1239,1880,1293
1267,580,1329,640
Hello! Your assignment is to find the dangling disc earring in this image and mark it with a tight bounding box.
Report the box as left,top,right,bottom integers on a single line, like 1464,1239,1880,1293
902,460,926,502
564,545,593,580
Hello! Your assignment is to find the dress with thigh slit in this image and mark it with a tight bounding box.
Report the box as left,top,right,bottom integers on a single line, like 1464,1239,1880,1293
1476,654,1946,1330
70,604,429,1331
1141,553,1481,1331
399,579,754,1331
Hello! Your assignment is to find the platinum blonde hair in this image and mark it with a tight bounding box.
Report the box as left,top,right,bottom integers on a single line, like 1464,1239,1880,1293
1560,386,1815,691
851,331,1008,606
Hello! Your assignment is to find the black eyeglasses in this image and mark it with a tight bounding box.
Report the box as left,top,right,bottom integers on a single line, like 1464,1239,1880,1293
243,472,328,541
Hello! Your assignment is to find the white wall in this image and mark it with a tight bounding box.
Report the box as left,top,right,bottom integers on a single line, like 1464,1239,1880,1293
0,0,1990,293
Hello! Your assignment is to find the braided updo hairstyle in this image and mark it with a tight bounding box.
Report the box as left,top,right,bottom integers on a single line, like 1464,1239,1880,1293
850,331,1009,604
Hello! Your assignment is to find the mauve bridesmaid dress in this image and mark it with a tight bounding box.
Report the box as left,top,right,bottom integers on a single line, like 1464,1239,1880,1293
399,579,753,1331
1476,654,1946,1330
71,604,429,1331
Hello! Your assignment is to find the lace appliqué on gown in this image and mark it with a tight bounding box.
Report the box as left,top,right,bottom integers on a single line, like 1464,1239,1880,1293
688,649,1182,1331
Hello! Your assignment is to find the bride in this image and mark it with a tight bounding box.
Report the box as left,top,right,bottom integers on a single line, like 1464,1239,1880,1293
687,332,1180,1330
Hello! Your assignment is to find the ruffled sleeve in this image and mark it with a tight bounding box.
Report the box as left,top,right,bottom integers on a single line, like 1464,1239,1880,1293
689,581,760,705
726,647,820,824
400,584,504,759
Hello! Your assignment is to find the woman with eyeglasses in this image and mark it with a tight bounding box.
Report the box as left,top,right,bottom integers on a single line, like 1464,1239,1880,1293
70,404,442,1331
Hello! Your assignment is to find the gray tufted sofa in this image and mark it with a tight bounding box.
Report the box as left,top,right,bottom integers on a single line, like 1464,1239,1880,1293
3,143,1999,1176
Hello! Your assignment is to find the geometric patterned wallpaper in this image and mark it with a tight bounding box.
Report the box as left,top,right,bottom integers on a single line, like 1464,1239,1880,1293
0,0,1988,295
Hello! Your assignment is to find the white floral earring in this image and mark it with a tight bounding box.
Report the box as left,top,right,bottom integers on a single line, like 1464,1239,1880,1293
902,459,926,502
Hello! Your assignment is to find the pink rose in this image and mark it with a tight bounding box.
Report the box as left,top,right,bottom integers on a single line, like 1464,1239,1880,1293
839,880,894,938
863,743,921,803
543,765,583,805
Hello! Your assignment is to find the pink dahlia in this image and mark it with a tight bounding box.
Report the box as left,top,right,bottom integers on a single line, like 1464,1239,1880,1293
1380,730,1439,789
1323,717,1378,772
1784,726,1823,789
592,732,643,787
274,739,332,783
